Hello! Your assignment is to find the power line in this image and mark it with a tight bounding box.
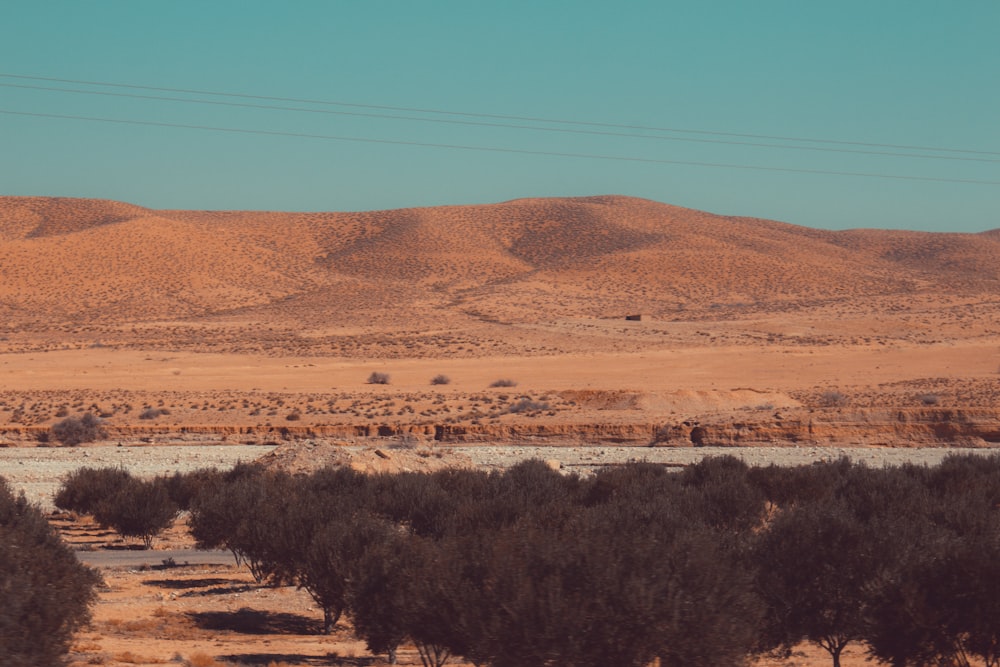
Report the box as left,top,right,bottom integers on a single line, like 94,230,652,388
2,72,998,158
3,108,998,186
3,81,998,165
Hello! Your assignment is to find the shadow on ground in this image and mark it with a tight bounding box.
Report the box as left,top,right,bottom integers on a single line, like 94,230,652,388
220,653,373,666
188,608,321,635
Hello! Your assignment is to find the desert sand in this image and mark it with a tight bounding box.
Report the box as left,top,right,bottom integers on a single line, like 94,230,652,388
1,194,998,450
2,194,999,666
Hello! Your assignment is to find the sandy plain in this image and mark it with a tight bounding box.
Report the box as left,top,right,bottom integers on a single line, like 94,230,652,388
1,194,1000,665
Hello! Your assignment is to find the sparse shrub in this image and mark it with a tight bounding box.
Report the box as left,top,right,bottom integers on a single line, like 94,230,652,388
367,372,391,385
653,424,674,443
50,413,106,446
506,398,549,414
387,433,420,449
490,378,518,388
918,393,940,406
818,390,849,408
138,407,164,420
430,374,451,385
285,412,302,421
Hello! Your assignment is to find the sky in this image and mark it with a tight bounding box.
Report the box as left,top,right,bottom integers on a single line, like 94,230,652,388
2,1,998,232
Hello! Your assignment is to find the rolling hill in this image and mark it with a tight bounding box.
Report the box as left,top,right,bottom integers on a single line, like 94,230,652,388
1,194,998,352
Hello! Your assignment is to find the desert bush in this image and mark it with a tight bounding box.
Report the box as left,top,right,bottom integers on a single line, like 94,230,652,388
160,468,223,511
489,378,517,387
747,458,855,507
285,411,301,421
50,412,106,446
506,398,549,414
818,390,849,408
0,477,102,667
138,407,166,420
93,477,180,548
679,456,767,532
918,393,940,406
55,465,133,514
367,371,391,385
188,467,285,582
429,374,451,385
336,516,413,658
369,471,457,539
579,461,673,506
834,464,932,524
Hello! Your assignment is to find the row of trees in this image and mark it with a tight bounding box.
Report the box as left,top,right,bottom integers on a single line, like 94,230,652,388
55,454,1000,667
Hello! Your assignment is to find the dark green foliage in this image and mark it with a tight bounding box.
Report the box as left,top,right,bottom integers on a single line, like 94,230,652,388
448,498,761,667
747,457,853,507
159,467,223,511
50,412,106,446
93,477,179,548
861,471,1000,667
0,477,102,667
188,466,291,582
580,460,672,506
369,471,455,538
679,455,767,532
833,464,932,524
345,520,417,664
54,465,133,514
55,466,179,547
169,454,1000,667
753,500,877,667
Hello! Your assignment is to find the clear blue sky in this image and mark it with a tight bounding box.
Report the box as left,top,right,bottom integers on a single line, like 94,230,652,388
2,1,998,231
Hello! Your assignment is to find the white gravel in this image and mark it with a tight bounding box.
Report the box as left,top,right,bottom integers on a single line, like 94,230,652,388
1,443,996,510
0,444,273,510
454,445,1000,472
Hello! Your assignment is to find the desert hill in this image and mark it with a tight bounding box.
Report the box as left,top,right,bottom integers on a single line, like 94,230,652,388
2,194,1000,452
2,194,999,355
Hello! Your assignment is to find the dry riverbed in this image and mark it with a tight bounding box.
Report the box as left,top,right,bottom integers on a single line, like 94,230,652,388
2,442,998,509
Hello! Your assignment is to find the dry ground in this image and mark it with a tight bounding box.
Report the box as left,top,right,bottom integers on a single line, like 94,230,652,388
3,195,1000,665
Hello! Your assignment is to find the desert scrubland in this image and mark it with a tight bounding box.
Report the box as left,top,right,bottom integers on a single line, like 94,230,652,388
2,194,999,450
2,194,1000,666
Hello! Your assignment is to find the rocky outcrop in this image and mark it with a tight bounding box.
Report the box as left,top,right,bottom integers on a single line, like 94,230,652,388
2,407,999,449
657,408,1000,448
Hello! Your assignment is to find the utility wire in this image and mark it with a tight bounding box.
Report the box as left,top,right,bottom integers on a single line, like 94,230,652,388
2,72,998,157
3,108,998,186
3,81,998,165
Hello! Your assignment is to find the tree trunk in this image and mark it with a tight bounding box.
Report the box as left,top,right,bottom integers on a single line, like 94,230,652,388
322,606,341,634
